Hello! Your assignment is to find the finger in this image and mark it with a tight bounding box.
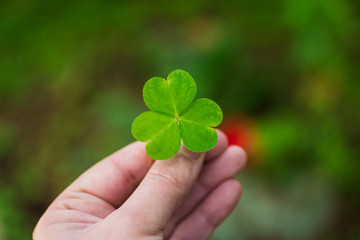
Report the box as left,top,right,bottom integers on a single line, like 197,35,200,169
52,142,154,216
108,147,206,236
51,129,227,220
58,128,226,208
170,179,242,240
164,145,246,237
205,129,228,160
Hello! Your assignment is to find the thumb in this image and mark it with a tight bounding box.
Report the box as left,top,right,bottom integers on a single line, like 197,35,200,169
107,146,205,236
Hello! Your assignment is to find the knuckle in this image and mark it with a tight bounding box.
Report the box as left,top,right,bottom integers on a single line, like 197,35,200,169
147,153,198,191
149,169,185,191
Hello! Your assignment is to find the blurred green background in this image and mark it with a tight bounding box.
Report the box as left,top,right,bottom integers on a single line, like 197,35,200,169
1,0,360,239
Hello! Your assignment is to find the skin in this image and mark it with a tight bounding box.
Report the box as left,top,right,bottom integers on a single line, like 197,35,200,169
33,129,247,240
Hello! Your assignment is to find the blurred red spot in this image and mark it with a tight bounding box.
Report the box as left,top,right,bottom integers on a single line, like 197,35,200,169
220,114,262,167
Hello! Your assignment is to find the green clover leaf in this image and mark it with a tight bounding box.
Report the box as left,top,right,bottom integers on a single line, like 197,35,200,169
131,69,223,160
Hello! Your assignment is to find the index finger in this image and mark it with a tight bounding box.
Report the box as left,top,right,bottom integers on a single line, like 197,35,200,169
58,141,154,208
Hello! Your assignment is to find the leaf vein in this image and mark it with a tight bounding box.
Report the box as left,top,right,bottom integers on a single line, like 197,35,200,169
149,120,177,141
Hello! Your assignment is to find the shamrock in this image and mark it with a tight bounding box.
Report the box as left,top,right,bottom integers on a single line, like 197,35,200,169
131,69,223,160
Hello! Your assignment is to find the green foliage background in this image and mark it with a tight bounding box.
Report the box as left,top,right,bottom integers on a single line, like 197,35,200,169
0,0,359,239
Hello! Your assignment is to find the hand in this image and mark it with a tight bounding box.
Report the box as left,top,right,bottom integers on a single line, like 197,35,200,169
33,129,247,240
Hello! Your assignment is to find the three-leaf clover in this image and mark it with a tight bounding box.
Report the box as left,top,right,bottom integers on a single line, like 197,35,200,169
131,69,223,160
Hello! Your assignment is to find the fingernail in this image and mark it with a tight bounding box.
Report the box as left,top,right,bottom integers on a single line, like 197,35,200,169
179,145,203,160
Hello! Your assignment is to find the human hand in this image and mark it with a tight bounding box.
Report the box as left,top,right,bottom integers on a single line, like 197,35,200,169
33,129,247,240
